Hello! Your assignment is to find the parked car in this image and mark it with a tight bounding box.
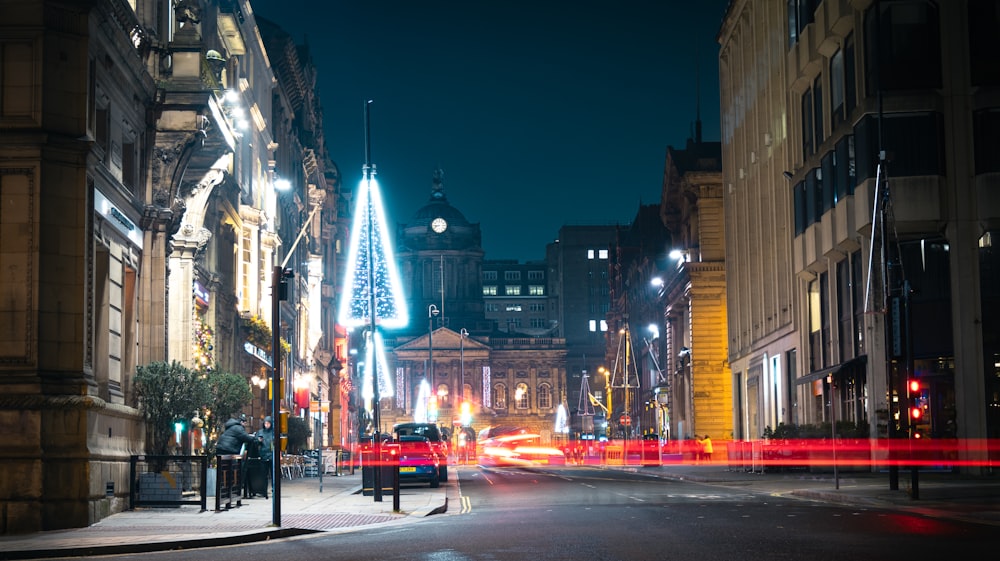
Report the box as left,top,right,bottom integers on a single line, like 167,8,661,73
395,435,440,488
393,422,450,481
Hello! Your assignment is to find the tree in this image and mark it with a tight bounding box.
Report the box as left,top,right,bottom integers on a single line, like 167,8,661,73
287,415,312,454
134,361,210,457
201,368,254,456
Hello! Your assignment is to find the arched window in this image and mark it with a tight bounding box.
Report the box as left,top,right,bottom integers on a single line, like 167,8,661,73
494,383,507,409
515,382,529,409
537,383,552,409
436,383,450,402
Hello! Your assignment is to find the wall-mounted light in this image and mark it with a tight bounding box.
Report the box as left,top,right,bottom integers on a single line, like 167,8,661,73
274,178,291,191
669,249,689,262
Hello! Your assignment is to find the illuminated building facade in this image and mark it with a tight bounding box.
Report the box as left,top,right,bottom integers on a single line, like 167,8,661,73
719,0,1000,468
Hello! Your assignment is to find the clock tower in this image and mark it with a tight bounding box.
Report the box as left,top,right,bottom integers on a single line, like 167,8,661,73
396,169,490,336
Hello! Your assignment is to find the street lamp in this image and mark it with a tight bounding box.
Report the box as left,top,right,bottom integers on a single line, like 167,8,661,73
598,366,610,436
459,328,468,405
428,304,439,396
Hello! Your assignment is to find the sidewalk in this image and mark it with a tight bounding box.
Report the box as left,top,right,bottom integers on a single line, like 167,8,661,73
2,462,999,560
623,462,1000,526
0,469,452,560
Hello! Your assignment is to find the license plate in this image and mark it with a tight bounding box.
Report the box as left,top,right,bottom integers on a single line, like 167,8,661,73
399,466,417,473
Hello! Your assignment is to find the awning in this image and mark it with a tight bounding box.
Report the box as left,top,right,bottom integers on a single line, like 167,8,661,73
795,355,867,385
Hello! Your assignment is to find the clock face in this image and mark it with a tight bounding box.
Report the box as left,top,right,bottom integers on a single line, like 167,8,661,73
431,218,448,233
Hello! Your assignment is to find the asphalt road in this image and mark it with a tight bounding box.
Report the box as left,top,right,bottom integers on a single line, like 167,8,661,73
77,466,995,561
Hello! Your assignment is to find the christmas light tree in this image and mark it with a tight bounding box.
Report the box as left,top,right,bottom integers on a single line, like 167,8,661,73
337,174,408,329
360,330,394,401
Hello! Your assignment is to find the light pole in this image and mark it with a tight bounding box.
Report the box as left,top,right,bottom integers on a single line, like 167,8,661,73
598,366,610,437
428,304,439,399
459,328,468,406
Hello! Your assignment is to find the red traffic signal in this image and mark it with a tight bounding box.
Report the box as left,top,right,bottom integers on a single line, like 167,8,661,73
910,406,922,420
908,379,921,393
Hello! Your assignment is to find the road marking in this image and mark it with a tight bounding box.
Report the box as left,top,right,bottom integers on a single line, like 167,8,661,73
460,495,472,514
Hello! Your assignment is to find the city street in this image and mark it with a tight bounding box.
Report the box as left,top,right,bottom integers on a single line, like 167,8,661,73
66,466,995,561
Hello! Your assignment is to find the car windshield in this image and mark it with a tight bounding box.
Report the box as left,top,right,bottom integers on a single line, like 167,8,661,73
394,424,440,441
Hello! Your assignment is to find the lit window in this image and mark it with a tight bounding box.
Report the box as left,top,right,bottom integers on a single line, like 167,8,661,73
600,320,608,331
598,249,608,259
483,285,497,296
505,304,522,312
587,250,595,259
529,285,544,296
589,320,597,332
505,285,521,296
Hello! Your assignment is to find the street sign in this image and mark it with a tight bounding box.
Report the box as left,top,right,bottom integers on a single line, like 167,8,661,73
619,414,632,426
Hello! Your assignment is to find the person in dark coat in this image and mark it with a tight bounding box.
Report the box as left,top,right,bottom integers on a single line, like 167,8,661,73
257,416,274,462
216,416,256,456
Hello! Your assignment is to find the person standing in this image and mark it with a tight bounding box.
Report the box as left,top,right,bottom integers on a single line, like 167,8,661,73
216,415,257,456
699,435,714,462
258,416,275,462
251,416,275,498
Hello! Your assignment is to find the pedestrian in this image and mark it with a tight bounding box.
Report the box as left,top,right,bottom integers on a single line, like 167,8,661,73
215,415,257,456
699,434,714,462
249,416,275,498
257,416,275,462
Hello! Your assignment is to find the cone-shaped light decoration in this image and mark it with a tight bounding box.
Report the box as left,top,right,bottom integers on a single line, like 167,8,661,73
360,330,394,401
555,403,569,434
338,174,408,329
413,378,431,423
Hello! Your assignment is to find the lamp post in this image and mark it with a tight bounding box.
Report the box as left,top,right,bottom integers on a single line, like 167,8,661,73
428,304,439,399
459,328,468,405
598,366,610,438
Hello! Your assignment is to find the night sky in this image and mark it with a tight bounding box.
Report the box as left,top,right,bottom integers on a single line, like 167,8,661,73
250,0,729,260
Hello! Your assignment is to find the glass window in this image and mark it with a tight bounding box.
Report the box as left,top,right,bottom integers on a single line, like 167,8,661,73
483,271,497,281
801,89,814,159
821,152,834,213
505,285,521,296
529,285,545,296
844,33,857,116
804,170,818,228
830,48,845,126
528,270,544,280
834,135,856,200
974,108,1000,174
505,304,522,312
587,250,595,259
969,0,1000,86
854,112,944,180
483,285,497,296
537,384,552,409
598,249,609,259
813,74,824,147
865,1,941,92
494,384,507,409
515,383,529,409
851,250,866,357
589,319,597,332
504,271,521,281
794,181,806,236
808,279,822,371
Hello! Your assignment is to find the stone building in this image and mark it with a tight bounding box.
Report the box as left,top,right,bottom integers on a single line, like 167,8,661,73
719,0,1000,468
654,134,729,444
0,0,340,533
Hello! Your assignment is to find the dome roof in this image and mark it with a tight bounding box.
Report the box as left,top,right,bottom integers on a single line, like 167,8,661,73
411,169,471,228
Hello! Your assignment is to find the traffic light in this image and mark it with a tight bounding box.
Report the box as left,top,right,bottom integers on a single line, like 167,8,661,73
278,410,289,452
277,268,295,301
907,378,923,437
